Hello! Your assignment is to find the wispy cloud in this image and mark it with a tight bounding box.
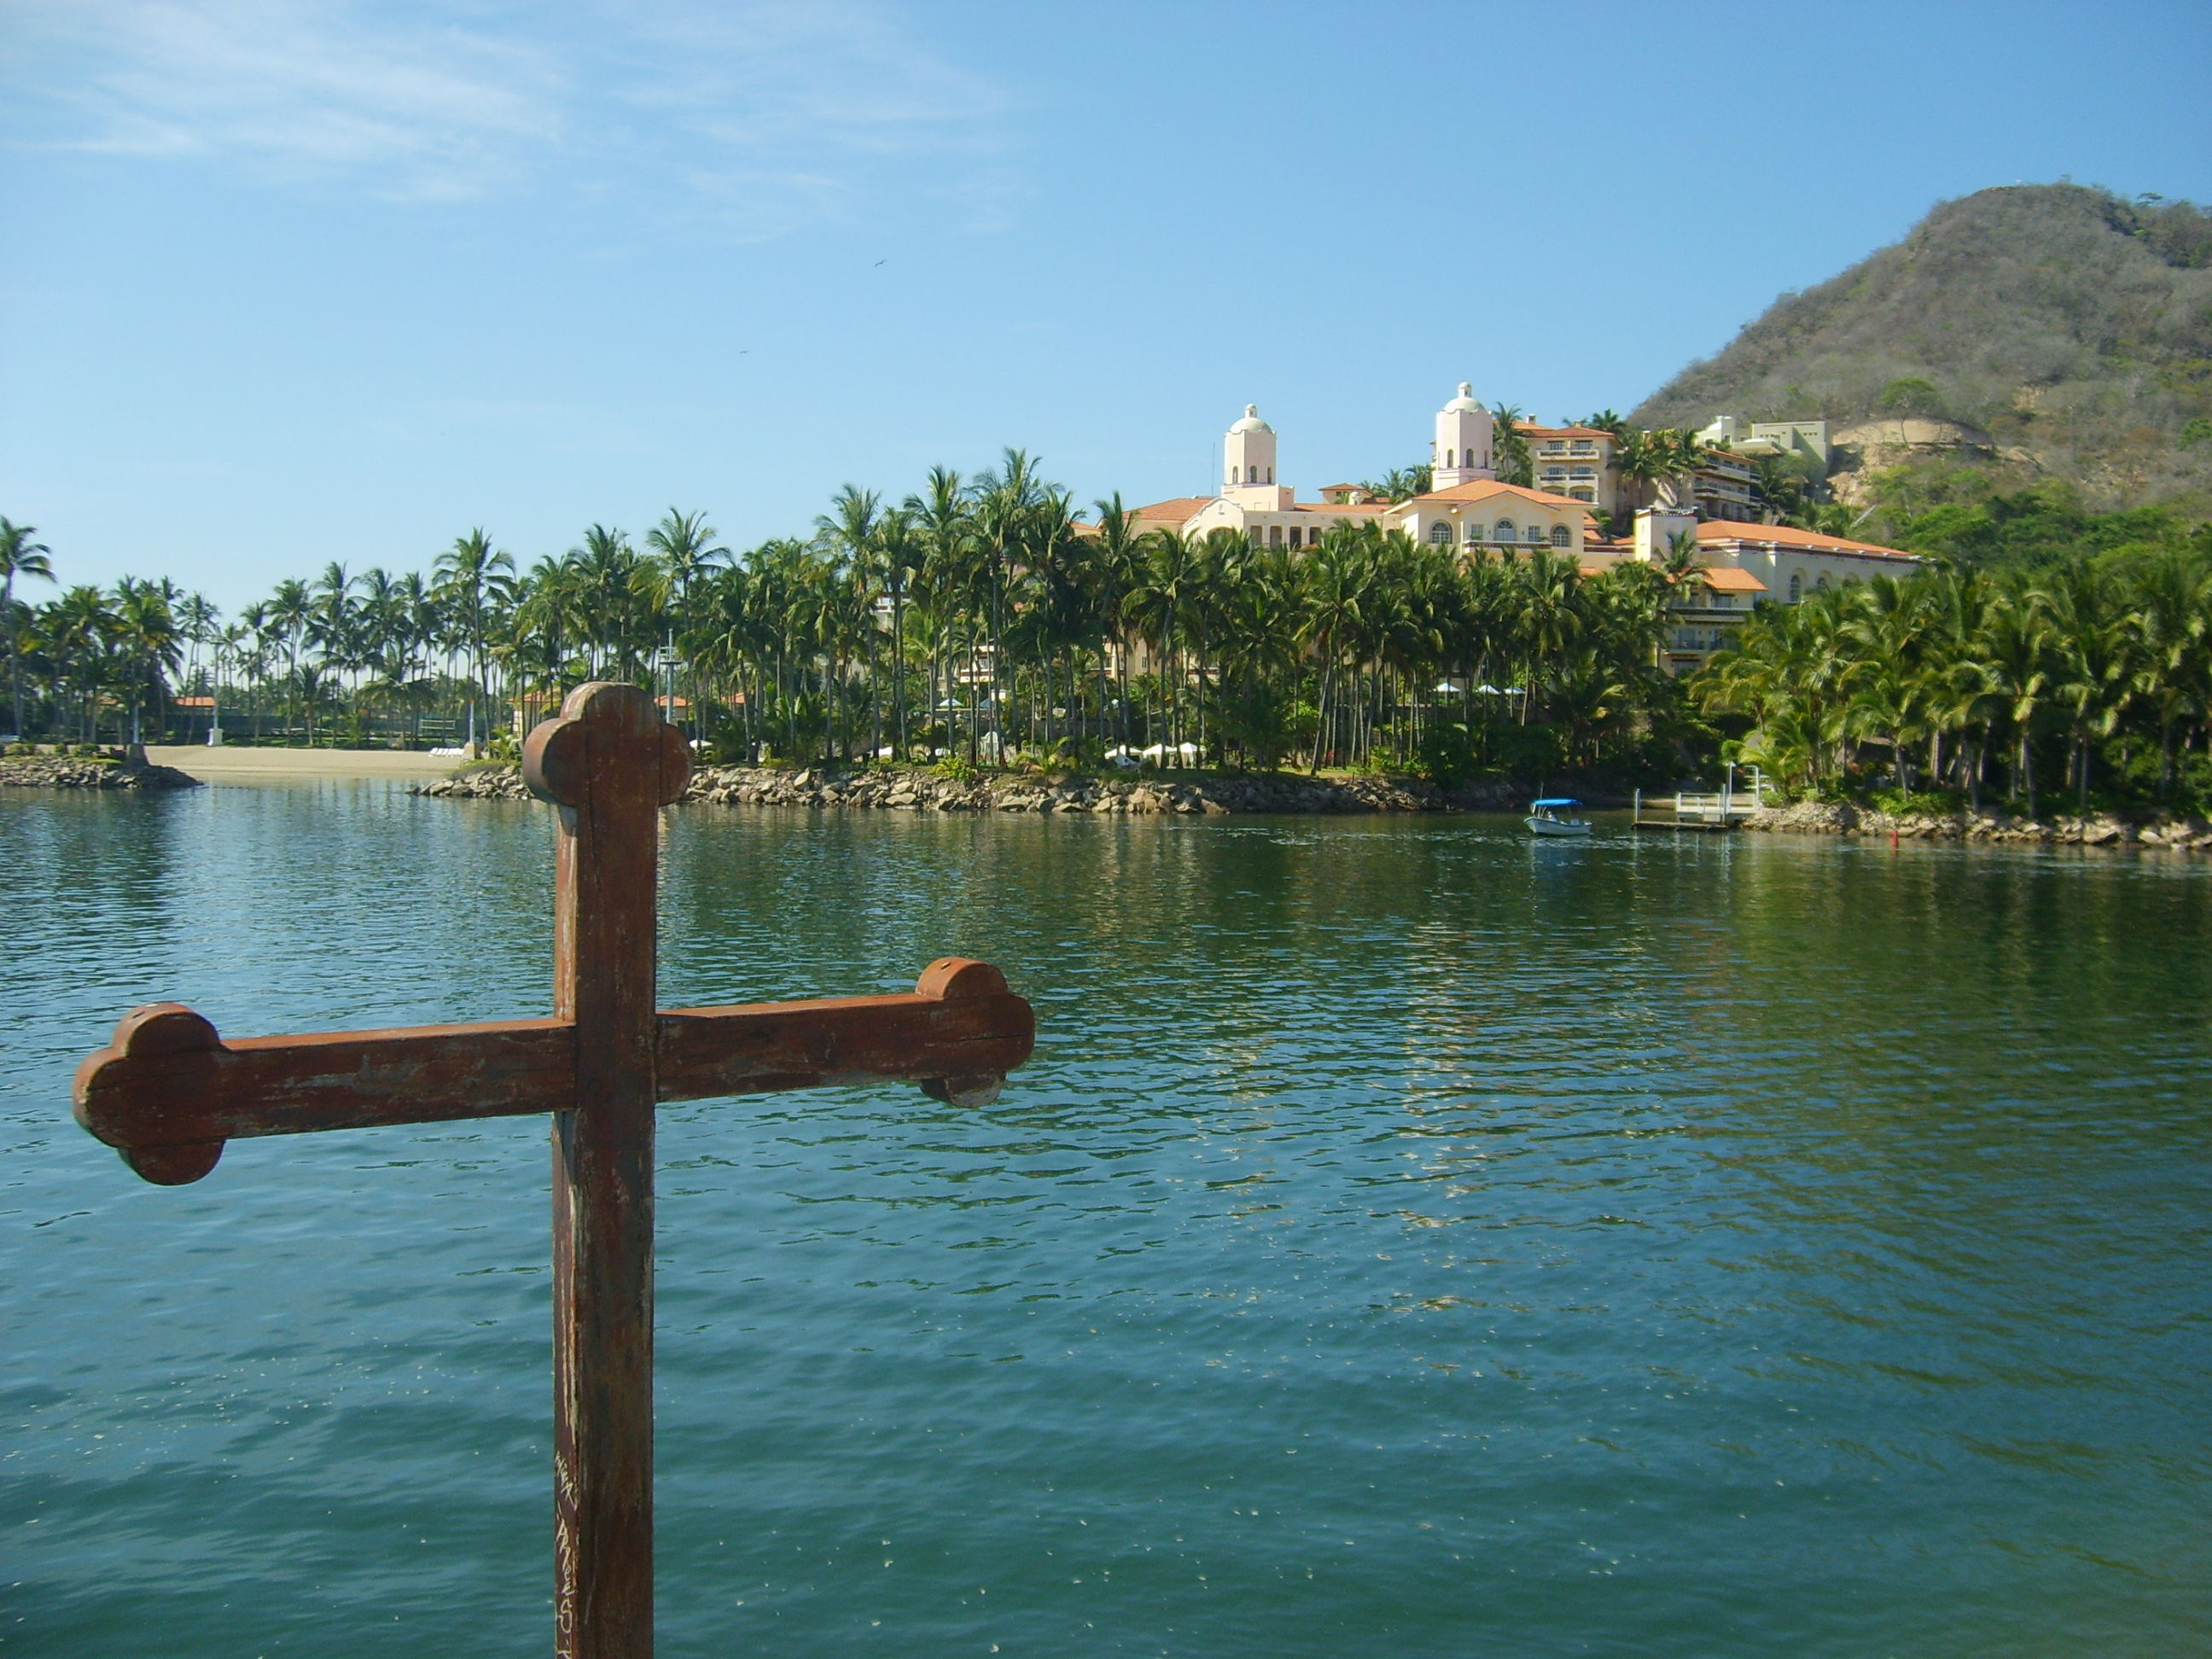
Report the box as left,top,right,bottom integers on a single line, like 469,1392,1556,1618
8,0,1018,225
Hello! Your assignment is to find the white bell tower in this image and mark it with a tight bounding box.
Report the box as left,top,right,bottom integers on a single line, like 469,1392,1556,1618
1222,405,1291,509
1433,384,1494,487
1225,405,1278,488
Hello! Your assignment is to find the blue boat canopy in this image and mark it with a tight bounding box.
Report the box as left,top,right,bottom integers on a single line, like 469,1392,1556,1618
1530,798,1580,807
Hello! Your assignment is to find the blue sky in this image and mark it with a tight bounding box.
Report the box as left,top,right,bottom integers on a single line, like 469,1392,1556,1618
5,0,2208,610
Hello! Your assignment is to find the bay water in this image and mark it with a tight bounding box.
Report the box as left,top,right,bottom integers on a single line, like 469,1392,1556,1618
3,783,2207,1656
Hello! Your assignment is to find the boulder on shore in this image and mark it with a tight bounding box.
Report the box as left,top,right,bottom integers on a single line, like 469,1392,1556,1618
415,763,1529,816
1,755,201,791
1742,799,2203,849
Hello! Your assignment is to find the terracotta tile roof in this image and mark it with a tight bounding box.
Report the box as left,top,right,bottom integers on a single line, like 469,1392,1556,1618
1692,566,1769,593
1696,521,1921,562
1404,480,1591,510
1516,423,1616,440
1128,497,1213,521
1297,500,1389,514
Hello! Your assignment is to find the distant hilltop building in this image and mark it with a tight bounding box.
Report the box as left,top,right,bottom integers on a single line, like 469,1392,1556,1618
1121,391,1923,675
1696,414,1832,472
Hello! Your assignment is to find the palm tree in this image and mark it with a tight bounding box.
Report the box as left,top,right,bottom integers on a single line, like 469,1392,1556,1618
970,449,1049,756
177,591,221,740
2128,551,2207,798
570,527,646,680
48,585,119,742
905,466,974,757
434,529,515,751
1087,494,1149,751
0,518,55,739
1513,545,1583,724
644,508,728,742
2040,563,2133,815
1488,404,1533,486
873,507,924,758
111,578,183,748
1127,528,1202,760
1614,428,1702,515
1299,524,1381,771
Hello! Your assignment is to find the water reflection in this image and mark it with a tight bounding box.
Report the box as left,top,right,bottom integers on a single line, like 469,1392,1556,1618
3,788,2207,1656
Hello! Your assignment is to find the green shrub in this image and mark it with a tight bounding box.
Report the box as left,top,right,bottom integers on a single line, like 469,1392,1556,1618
1870,787,1958,818
1415,721,1479,789
931,754,981,785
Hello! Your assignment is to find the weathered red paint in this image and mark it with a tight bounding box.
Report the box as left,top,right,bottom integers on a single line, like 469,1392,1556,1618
67,681,1035,1659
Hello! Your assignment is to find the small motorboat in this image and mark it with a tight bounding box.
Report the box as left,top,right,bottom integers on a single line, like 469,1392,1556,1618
1524,797,1592,838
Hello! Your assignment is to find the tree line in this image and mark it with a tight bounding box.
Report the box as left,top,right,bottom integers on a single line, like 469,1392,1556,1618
0,459,1695,780
1701,538,2212,815
12,447,2209,815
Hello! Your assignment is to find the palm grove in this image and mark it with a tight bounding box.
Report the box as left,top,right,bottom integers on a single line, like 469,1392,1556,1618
0,457,1697,783
6,450,2212,813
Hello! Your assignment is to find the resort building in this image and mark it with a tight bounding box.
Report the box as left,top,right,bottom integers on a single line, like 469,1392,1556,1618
1393,481,1586,555
1695,518,1923,599
1524,424,1620,512
1691,446,1764,522
1138,393,1587,556
1577,507,1926,674
1122,393,1920,674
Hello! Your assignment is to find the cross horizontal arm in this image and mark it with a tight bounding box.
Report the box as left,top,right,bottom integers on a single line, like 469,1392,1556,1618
76,958,1035,1185
73,1010,574,1151
658,987,1031,1101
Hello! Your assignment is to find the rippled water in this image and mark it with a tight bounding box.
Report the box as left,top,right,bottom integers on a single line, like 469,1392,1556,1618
4,783,2209,1656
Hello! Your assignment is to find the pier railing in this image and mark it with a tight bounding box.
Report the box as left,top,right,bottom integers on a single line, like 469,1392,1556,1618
1671,791,1763,821
1631,777,1772,831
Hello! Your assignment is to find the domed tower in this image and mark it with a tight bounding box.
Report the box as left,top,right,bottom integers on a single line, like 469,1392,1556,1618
1222,404,1291,510
1225,405,1278,489
1433,384,1494,487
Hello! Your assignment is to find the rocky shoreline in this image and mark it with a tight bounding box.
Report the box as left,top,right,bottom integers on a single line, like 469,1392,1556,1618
1,755,202,791
1743,799,2210,849
416,763,1526,816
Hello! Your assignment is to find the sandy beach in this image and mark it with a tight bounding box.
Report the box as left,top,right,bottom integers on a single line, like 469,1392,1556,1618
142,746,463,783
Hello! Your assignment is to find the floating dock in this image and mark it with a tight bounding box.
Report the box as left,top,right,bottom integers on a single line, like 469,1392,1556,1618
1631,786,1757,834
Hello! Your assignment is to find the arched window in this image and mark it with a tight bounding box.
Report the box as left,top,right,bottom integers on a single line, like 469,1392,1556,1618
1266,468,1272,483
1816,573,1831,591
1248,465,1258,483
1429,521,1452,545
1494,519,1515,543
1550,524,1570,547
1446,449,1456,468
1788,573,1802,602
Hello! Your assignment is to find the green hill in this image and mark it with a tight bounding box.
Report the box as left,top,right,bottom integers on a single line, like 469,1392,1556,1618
1631,184,2212,513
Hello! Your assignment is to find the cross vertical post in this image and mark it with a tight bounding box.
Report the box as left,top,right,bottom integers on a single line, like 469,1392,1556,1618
527,683,688,1656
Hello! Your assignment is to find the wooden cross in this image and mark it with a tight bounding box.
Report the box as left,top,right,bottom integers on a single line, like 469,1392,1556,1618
69,682,1035,1658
